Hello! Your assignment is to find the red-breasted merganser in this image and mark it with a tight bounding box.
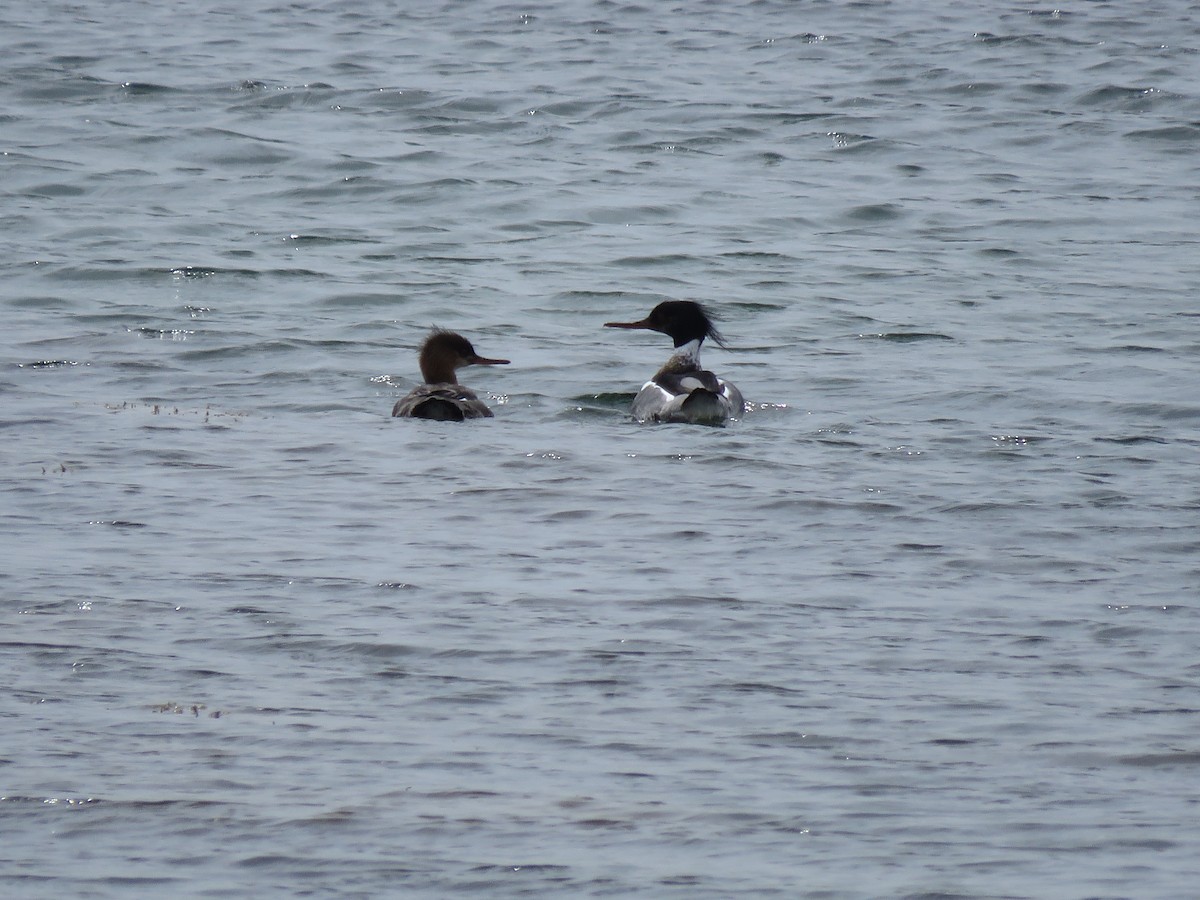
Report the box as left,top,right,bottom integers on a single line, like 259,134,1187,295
605,300,745,425
392,329,509,421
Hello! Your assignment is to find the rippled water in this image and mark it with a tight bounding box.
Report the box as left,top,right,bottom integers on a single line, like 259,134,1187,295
4,1,1200,896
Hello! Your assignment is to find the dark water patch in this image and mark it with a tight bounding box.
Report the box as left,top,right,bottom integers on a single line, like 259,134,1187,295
229,86,340,112
554,289,646,302
23,182,87,198
278,179,396,201
531,99,608,119
1113,402,1200,423
812,436,863,448
500,218,590,235
414,118,526,137
768,495,886,519
926,738,977,746
942,80,1005,97
980,171,1022,184
841,203,905,223
177,341,305,361
572,818,637,831
1118,751,1200,768
468,863,571,875
616,140,717,156
1021,80,1070,96
113,359,171,373
49,54,104,66
719,250,795,261
722,682,804,696
434,96,506,115
203,144,293,166
745,732,840,749
1125,124,1200,145
14,73,112,102
1092,623,1148,641
286,232,381,246
1082,489,1132,507
610,253,696,267
543,508,596,522
1100,343,1167,354
629,593,743,608
319,174,394,194
585,203,683,224
121,81,179,96
1094,435,1167,445
319,292,408,309
745,109,826,126
552,678,627,690
828,133,887,154
723,301,787,314
560,404,626,421
1077,85,1179,108
936,501,1012,515
973,31,1090,49
415,254,502,264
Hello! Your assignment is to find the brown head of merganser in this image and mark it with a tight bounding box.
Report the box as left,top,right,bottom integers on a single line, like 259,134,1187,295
605,300,744,425
392,329,509,421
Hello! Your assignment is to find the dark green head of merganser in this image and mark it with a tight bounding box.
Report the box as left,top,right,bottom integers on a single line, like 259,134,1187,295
605,300,728,349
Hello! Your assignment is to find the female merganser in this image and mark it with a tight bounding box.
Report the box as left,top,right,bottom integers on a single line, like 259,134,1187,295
392,329,509,421
605,300,745,425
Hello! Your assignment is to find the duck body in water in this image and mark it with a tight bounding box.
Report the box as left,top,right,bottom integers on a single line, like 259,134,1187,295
392,330,509,421
605,301,745,426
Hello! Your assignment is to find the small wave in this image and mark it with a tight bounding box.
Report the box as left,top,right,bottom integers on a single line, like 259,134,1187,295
610,253,695,267
858,331,952,342
1078,85,1179,108
1,796,101,806
285,232,381,246
18,359,80,368
121,81,179,95
842,203,905,222
1118,751,1200,768
1125,124,1200,145
1094,435,1167,445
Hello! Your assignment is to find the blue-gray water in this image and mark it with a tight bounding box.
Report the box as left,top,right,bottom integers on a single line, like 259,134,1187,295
4,1,1200,896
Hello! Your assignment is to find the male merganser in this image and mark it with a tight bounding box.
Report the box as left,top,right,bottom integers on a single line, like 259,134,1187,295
605,300,745,425
392,329,509,421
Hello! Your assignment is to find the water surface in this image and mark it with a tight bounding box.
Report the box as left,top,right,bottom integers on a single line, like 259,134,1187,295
3,1,1200,896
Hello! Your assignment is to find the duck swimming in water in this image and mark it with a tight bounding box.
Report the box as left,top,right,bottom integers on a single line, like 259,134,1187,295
392,329,509,421
605,300,745,425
